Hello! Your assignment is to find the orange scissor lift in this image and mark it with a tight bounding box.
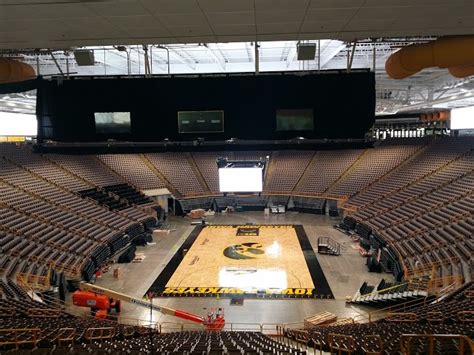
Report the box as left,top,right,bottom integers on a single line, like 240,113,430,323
73,282,225,331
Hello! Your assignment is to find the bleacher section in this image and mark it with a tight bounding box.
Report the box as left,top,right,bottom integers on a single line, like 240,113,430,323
347,137,474,208
295,149,364,195
1,281,471,353
146,152,207,197
0,137,473,353
0,144,158,286
97,154,166,190
264,150,314,194
0,285,305,354
47,154,124,187
326,139,426,197
0,137,472,290
285,283,474,354
191,151,225,194
344,139,474,286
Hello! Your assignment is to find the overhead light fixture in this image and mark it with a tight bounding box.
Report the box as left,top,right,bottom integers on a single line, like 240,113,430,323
297,43,316,61
73,49,95,66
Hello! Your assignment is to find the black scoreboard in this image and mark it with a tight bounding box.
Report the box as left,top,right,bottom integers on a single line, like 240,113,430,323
178,110,224,133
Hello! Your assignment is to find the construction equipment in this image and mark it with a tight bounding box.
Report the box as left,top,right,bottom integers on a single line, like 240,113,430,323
72,282,225,330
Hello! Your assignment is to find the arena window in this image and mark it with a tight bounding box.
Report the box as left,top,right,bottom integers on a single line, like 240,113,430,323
0,112,36,140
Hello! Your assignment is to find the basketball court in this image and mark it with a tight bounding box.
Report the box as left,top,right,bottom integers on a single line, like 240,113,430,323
148,225,333,299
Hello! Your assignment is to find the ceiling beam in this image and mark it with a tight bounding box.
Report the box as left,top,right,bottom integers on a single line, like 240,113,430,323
319,41,345,68
204,44,226,71
396,90,474,112
169,49,196,70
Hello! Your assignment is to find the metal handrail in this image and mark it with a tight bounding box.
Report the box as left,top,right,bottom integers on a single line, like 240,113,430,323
400,334,474,355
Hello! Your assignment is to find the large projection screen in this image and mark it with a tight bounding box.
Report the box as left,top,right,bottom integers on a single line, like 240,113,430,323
450,106,474,130
219,167,263,192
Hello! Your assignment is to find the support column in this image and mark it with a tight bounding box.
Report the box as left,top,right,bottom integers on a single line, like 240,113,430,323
254,42,260,75
143,45,151,78
49,51,64,76
372,42,376,72
103,48,107,75
317,39,321,72
347,41,356,73
66,55,70,79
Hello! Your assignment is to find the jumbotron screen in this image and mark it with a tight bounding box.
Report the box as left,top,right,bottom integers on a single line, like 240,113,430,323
218,167,263,192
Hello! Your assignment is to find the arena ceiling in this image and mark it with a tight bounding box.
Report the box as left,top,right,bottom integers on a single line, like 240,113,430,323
0,0,473,49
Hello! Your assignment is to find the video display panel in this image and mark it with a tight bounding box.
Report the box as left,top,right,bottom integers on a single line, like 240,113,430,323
276,109,314,131
94,112,131,134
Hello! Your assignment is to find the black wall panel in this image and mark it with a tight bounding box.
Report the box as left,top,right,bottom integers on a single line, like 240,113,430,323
36,71,375,142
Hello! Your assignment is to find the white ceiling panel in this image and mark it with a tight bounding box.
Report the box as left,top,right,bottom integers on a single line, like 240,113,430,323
213,25,255,36
168,25,214,38
206,12,254,26
305,9,355,22
257,11,305,24
105,15,160,27
309,0,364,9
258,23,301,35
178,35,218,43
158,13,209,27
140,0,201,14
255,0,310,11
356,7,404,19
344,20,394,32
197,0,255,12
301,20,347,33
87,2,149,17
0,3,95,20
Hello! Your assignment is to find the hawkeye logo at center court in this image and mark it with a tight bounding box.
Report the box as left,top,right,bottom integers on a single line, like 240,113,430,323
223,242,265,260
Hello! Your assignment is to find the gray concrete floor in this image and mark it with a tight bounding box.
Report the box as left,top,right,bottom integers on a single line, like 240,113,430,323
92,211,392,332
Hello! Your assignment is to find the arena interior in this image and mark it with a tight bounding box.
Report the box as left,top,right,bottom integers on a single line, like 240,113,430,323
0,1,473,354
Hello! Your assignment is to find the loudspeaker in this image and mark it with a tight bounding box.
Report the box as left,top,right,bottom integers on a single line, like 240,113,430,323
73,50,95,66
297,43,316,61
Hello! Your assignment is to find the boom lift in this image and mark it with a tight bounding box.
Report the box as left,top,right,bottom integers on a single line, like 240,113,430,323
72,282,225,331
